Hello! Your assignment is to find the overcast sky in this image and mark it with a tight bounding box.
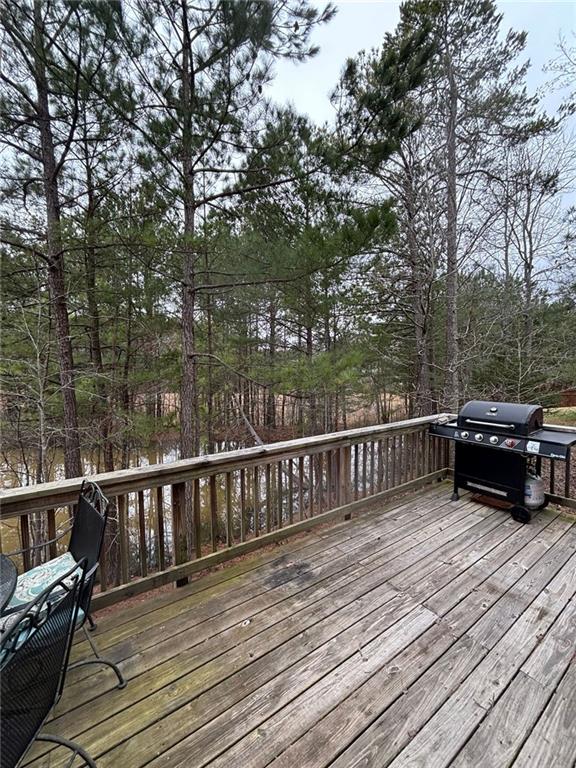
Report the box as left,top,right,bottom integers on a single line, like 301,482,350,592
267,0,575,124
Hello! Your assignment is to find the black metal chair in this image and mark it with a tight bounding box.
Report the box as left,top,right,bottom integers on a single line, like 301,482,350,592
0,560,96,768
6,480,126,689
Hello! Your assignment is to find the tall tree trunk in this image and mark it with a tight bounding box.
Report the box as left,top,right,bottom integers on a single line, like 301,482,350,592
33,0,81,479
205,249,215,453
180,1,199,462
444,51,459,411
306,325,317,433
405,170,433,416
179,1,201,562
266,302,277,429
523,229,534,364
83,152,119,584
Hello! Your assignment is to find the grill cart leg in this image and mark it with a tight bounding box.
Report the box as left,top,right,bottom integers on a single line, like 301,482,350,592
451,476,459,502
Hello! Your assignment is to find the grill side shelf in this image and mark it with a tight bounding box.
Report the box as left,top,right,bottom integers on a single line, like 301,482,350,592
428,424,570,461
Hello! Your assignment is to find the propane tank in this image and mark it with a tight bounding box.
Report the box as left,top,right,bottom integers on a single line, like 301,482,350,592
525,471,545,510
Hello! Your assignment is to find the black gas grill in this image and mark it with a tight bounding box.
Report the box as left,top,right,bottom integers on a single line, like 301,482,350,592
430,400,576,523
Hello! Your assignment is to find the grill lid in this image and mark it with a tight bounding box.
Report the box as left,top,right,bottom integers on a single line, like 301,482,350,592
457,400,543,436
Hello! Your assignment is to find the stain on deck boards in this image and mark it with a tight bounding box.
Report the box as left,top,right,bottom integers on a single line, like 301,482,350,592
262,559,315,588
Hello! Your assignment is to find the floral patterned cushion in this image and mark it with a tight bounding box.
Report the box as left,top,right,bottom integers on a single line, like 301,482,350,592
8,552,77,610
0,606,35,668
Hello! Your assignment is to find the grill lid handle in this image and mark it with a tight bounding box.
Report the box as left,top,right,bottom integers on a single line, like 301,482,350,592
463,419,516,430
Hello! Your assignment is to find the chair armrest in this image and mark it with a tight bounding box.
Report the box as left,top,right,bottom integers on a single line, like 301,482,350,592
84,562,99,582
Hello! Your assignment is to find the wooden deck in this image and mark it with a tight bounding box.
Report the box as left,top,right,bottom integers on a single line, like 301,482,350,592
24,482,576,768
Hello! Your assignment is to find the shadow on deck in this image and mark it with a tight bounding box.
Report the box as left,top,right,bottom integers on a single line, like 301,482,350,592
23,482,576,768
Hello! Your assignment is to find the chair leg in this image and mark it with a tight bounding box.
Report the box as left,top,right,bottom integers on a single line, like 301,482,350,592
36,733,97,767
86,612,97,632
68,625,127,689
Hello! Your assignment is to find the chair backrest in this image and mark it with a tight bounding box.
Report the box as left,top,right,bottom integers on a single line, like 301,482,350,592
68,480,109,571
68,481,108,618
0,561,85,768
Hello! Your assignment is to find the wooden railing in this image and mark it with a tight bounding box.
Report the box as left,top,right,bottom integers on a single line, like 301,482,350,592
0,415,450,608
1,414,573,610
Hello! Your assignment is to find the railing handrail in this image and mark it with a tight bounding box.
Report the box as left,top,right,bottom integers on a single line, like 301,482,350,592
0,414,450,517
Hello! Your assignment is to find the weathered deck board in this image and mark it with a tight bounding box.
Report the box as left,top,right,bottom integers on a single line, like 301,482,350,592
22,483,576,768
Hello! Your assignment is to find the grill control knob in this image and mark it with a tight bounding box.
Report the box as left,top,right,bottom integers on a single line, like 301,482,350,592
475,433,484,442
460,431,469,439
489,436,498,445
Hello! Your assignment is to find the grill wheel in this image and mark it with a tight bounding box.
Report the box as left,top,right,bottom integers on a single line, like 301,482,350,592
511,506,532,524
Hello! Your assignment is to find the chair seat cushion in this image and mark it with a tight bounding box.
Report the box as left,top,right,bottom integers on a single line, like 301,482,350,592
8,552,77,610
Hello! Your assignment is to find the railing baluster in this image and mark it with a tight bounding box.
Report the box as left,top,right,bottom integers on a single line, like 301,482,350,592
336,448,342,504
47,509,57,560
298,456,304,519
550,459,555,495
564,453,571,499
265,464,272,532
171,482,186,569
327,449,334,507
316,452,323,513
240,468,246,542
342,445,351,505
309,455,314,517
117,495,129,583
193,477,201,558
19,515,31,572
288,459,294,524
391,436,397,488
209,475,218,551
353,444,359,500
253,466,260,537
156,487,166,570
277,461,283,529
225,472,233,547
361,443,367,498
370,441,375,495
382,437,389,490
138,490,147,577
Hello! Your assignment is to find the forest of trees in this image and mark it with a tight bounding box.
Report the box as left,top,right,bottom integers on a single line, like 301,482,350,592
1,0,575,484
